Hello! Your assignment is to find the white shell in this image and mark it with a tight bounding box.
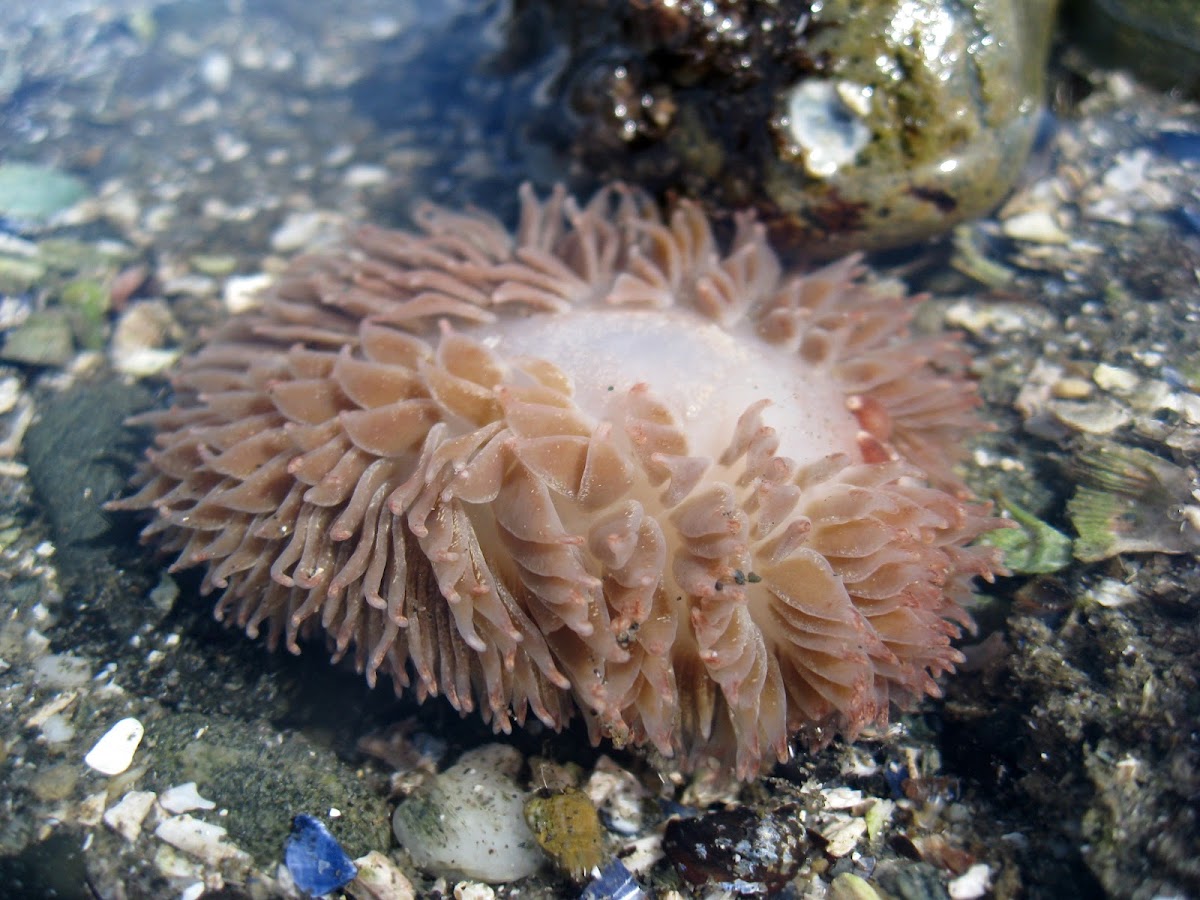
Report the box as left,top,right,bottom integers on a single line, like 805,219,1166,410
348,850,417,900
103,790,157,843
159,782,216,815
84,717,144,776
154,814,252,868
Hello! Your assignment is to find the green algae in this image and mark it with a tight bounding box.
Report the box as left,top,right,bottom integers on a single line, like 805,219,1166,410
983,498,1073,575
1068,441,1200,561
60,278,111,351
150,713,390,866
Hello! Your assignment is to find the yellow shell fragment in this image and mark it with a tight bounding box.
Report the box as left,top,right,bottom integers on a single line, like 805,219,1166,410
523,787,606,882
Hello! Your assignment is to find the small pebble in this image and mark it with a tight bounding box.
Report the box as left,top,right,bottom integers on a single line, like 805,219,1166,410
1,311,74,366
1050,377,1092,400
214,132,250,164
392,745,543,884
155,843,204,881
367,16,403,40
1001,209,1069,244
617,835,661,875
162,273,217,297
863,799,895,843
40,713,75,744
1092,363,1140,395
109,264,149,309
0,376,21,415
453,882,494,900
223,272,272,313
944,299,1039,336
75,791,108,828
344,164,390,189
820,817,868,858
1084,577,1139,609
200,52,233,92
189,253,238,276
948,863,991,900
270,209,338,253
829,872,884,900
822,787,864,810
110,299,181,376
84,717,144,776
0,163,89,224
33,653,92,689
325,143,355,167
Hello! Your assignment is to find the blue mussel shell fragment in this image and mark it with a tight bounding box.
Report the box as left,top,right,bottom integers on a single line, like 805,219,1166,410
580,858,647,900
285,814,358,897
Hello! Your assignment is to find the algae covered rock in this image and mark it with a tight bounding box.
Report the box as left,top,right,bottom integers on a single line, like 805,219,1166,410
514,0,1057,258
151,713,390,865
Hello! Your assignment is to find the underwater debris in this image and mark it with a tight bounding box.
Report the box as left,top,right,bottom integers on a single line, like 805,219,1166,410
1068,439,1200,561
285,814,358,897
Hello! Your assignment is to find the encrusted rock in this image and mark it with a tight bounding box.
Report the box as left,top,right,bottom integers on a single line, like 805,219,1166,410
508,0,1056,257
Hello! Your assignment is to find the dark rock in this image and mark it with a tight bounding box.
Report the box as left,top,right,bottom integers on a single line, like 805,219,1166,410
1066,0,1200,96
874,861,950,900
664,804,809,895
508,0,1057,258
0,829,93,900
24,377,153,548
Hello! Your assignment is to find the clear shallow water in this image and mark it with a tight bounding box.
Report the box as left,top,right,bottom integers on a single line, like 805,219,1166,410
0,2,1198,898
